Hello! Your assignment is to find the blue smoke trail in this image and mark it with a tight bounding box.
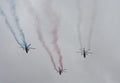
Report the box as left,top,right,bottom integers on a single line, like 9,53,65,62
0,7,23,47
8,0,28,48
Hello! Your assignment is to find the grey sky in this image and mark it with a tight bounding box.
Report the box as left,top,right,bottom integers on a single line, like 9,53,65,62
0,0,120,83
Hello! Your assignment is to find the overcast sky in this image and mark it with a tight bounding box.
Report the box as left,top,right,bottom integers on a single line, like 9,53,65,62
0,0,120,83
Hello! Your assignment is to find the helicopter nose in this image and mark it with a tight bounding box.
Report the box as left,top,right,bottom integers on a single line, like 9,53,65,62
25,49,28,53
59,72,61,75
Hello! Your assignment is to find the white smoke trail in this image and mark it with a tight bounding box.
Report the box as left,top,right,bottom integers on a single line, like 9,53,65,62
77,0,96,50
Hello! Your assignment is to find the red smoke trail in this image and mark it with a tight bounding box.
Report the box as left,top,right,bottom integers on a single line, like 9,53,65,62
23,0,57,71
35,16,58,71
45,0,63,70
52,27,63,70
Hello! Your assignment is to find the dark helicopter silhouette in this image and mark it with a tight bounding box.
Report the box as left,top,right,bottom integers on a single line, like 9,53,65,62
77,48,92,58
21,44,35,53
57,67,67,75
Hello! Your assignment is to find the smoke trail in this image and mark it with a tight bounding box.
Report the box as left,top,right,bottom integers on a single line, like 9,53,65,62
45,0,63,70
23,0,57,71
77,0,96,50
87,0,96,49
37,28,57,71
0,7,23,47
8,0,28,48
77,0,83,48
52,27,63,70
